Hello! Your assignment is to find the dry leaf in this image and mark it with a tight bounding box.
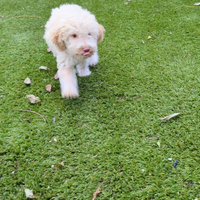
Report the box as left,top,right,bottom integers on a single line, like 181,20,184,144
39,66,50,70
148,36,152,39
60,161,64,166
125,2,129,4
142,40,145,44
92,187,101,200
24,78,31,85
26,95,40,104
0,15,4,18
47,48,51,52
45,84,51,92
159,113,180,121
54,72,59,79
25,189,35,198
194,2,200,5
82,124,87,127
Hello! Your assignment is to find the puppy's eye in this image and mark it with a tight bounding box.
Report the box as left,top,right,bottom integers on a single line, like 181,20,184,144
72,34,77,38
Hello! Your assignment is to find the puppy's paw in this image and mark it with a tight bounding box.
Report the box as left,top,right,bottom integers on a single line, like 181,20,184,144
89,52,99,66
78,69,91,77
61,88,79,98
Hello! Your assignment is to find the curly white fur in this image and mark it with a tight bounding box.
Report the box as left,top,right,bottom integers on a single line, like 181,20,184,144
43,4,105,98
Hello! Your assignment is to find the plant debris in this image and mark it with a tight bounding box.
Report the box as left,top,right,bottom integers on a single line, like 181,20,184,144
45,84,51,92
159,113,180,121
52,117,56,122
56,162,65,167
13,109,46,123
24,118,31,122
24,189,35,198
54,72,59,79
194,2,200,6
82,124,87,128
24,78,31,85
26,95,40,104
0,15,4,18
39,66,50,70
47,48,51,52
148,36,152,39
173,160,178,168
92,187,101,200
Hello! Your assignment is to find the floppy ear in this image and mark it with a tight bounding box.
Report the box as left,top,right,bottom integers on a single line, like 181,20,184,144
97,24,105,43
51,28,66,51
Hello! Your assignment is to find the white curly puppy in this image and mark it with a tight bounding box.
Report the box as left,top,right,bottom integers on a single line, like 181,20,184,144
44,4,105,98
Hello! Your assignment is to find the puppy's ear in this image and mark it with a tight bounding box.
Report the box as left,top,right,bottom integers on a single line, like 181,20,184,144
97,24,105,43
52,28,66,51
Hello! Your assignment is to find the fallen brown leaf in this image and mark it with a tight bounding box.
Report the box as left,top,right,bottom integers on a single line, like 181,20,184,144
56,161,64,167
45,84,51,92
92,187,101,200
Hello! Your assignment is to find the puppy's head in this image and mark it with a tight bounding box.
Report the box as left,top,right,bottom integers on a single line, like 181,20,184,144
50,7,105,59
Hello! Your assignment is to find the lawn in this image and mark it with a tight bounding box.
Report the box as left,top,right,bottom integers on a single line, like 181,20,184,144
0,0,200,199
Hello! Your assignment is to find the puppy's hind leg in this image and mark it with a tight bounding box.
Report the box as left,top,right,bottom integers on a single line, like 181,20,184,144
58,65,79,98
76,59,91,77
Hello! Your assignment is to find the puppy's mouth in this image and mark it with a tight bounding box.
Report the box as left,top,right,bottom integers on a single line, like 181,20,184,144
82,47,93,57
83,52,90,56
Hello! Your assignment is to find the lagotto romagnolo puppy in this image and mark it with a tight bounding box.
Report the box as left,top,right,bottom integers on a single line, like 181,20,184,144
43,4,105,98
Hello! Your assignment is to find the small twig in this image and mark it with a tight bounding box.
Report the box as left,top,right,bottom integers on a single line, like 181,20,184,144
13,109,46,123
100,81,104,85
175,5,197,9
97,73,104,76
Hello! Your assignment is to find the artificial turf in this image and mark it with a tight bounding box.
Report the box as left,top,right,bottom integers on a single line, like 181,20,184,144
0,0,200,199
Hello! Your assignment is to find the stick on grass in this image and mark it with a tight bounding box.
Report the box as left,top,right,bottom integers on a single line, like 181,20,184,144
13,109,46,123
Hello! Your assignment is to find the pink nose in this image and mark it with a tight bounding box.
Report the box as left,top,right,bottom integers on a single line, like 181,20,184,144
83,47,90,52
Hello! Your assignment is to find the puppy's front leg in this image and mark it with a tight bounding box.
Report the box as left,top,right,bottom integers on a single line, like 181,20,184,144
58,65,79,98
89,51,99,67
76,60,91,77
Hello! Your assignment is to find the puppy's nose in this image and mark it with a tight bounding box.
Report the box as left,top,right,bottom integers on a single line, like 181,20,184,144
83,47,90,52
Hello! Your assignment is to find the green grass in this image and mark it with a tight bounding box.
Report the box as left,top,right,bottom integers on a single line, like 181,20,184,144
0,0,200,199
